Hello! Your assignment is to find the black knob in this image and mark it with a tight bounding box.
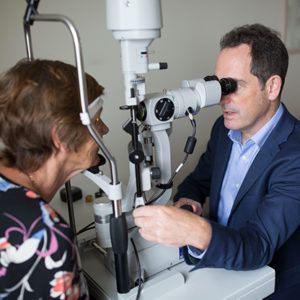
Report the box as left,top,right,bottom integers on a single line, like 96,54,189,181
150,167,161,180
181,204,193,212
154,98,175,121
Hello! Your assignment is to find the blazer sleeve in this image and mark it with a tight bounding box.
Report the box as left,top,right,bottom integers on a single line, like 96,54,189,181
187,129,300,271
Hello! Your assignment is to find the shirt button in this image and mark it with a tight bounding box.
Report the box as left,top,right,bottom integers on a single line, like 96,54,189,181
236,183,240,188
242,155,247,160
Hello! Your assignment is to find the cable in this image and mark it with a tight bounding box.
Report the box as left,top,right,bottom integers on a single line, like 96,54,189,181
131,238,142,300
76,221,95,236
147,107,197,205
146,188,166,205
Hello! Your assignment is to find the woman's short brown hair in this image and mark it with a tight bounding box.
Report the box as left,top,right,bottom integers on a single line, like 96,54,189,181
0,59,104,172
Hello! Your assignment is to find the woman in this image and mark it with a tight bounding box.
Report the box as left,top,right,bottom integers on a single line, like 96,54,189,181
0,59,108,299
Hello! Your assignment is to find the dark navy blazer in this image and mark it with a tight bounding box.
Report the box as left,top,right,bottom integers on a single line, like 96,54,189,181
174,104,300,297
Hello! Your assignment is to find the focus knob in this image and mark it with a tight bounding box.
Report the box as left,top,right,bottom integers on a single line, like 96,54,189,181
154,98,175,121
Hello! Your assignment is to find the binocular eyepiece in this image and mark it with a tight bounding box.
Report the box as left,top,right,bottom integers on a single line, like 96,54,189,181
204,75,237,95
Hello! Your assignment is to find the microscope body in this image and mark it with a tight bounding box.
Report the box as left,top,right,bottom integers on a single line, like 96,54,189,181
83,0,226,288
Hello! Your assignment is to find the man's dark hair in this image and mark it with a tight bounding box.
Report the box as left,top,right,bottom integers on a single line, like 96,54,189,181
220,24,289,96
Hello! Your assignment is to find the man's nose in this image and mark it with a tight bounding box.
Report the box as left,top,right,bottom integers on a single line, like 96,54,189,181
218,94,231,105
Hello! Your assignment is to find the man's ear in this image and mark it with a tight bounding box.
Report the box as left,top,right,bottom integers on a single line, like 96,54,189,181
265,75,282,101
51,127,67,153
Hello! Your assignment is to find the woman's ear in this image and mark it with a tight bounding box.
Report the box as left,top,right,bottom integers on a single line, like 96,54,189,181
51,127,67,153
265,75,282,101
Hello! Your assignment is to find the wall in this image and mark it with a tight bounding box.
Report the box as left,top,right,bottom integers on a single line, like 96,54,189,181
0,0,299,200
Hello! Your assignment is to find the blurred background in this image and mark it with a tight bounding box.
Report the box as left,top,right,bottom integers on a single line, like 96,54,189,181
0,0,299,203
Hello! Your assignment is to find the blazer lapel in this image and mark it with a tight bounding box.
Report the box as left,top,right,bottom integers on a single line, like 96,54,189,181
230,106,296,216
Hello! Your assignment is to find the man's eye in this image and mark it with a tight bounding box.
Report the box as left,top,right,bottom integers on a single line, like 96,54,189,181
236,82,244,91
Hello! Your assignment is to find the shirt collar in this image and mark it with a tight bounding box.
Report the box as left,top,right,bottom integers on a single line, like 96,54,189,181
228,103,284,148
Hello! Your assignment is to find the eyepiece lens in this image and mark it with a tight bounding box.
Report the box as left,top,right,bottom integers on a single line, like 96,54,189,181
220,78,237,95
204,75,219,82
203,75,237,95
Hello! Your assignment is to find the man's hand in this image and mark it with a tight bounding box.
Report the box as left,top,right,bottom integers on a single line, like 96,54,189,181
132,205,212,250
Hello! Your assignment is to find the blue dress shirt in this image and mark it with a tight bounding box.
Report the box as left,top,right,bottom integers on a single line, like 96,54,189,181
188,103,284,259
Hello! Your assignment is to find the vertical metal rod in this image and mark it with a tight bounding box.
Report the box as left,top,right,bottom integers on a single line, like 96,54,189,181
24,23,34,60
112,199,122,218
65,180,77,235
130,106,143,198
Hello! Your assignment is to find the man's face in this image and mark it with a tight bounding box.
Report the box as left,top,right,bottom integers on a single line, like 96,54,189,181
215,44,274,142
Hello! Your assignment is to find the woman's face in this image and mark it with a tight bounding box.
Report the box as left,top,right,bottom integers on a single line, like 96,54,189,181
63,107,109,182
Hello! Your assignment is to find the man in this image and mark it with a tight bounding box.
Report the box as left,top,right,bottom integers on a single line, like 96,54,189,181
133,24,300,299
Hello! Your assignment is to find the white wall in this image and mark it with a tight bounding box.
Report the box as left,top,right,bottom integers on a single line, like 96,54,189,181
0,0,299,199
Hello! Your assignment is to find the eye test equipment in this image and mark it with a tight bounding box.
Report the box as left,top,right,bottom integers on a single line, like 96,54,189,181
23,0,274,299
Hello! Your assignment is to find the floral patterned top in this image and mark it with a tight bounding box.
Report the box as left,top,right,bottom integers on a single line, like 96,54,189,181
0,174,89,299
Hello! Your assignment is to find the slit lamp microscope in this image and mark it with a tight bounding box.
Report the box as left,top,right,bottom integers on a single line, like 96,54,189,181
23,0,238,298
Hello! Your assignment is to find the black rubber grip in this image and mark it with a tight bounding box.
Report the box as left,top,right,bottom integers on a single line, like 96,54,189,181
110,214,130,293
181,204,193,212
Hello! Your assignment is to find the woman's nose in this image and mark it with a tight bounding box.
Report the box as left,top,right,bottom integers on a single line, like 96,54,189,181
95,118,109,137
103,123,109,136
